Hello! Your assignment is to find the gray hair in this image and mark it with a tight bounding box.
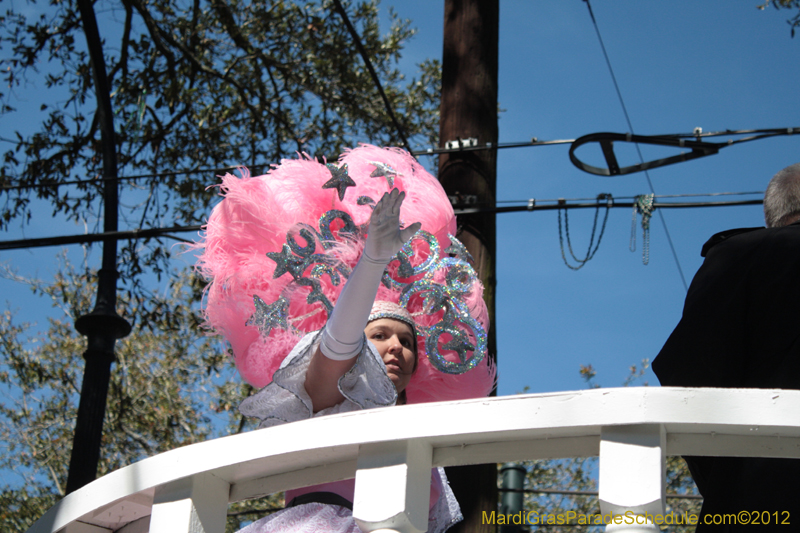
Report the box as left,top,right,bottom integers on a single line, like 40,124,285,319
764,163,800,228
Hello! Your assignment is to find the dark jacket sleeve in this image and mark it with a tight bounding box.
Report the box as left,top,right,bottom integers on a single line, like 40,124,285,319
652,238,752,388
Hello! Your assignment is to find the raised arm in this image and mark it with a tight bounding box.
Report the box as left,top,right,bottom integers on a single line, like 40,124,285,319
304,188,421,411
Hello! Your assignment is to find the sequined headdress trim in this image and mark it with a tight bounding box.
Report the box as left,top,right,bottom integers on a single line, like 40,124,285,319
368,301,417,339
242,180,486,375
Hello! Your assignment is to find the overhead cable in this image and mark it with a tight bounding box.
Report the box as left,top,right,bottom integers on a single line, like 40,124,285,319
0,225,202,251
498,487,702,500
0,196,762,251
497,190,764,205
453,197,763,215
2,142,572,192
583,0,687,290
411,138,574,156
570,128,798,176
331,0,412,154
1,128,795,192
0,165,259,192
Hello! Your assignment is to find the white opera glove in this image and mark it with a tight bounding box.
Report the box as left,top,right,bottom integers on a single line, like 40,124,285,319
319,189,421,360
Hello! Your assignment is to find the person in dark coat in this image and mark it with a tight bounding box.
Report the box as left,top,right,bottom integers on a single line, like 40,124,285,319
652,163,800,531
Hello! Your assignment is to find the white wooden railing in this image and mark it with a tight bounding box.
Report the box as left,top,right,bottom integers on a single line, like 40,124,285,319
25,387,800,533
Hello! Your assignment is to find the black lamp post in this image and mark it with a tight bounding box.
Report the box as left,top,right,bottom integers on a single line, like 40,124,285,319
66,0,132,494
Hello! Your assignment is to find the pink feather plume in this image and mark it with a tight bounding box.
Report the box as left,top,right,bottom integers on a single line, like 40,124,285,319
196,144,495,400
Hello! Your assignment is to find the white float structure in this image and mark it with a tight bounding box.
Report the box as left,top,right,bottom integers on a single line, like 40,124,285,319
25,387,800,533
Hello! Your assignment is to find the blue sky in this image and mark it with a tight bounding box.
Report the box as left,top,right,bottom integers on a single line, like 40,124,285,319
381,0,800,394
2,1,799,399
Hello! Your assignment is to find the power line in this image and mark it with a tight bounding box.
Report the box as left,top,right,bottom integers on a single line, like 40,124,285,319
498,487,702,500
412,138,574,156
496,190,764,205
0,165,260,192
0,196,762,251
583,0,688,291
331,0,412,153
0,225,201,250
655,126,798,142
454,197,762,215
1,127,795,192
0,140,572,192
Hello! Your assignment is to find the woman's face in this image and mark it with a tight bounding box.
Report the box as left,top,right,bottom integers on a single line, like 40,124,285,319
365,318,416,394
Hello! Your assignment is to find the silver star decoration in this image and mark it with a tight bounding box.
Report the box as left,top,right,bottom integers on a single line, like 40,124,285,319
246,295,289,336
322,163,356,201
397,254,416,278
297,277,333,316
442,328,476,362
369,161,401,188
266,244,306,280
422,287,450,315
445,234,474,263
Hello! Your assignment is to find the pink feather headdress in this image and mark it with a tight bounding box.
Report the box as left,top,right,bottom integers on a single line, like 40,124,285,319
196,144,495,404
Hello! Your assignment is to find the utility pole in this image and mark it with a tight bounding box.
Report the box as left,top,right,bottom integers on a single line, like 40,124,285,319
67,0,131,494
438,0,499,531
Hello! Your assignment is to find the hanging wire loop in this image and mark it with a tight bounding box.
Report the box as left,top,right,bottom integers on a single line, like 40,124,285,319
558,193,613,270
569,132,720,176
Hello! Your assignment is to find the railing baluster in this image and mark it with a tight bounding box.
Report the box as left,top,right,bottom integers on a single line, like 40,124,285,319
353,440,433,533
149,473,230,533
599,424,666,532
